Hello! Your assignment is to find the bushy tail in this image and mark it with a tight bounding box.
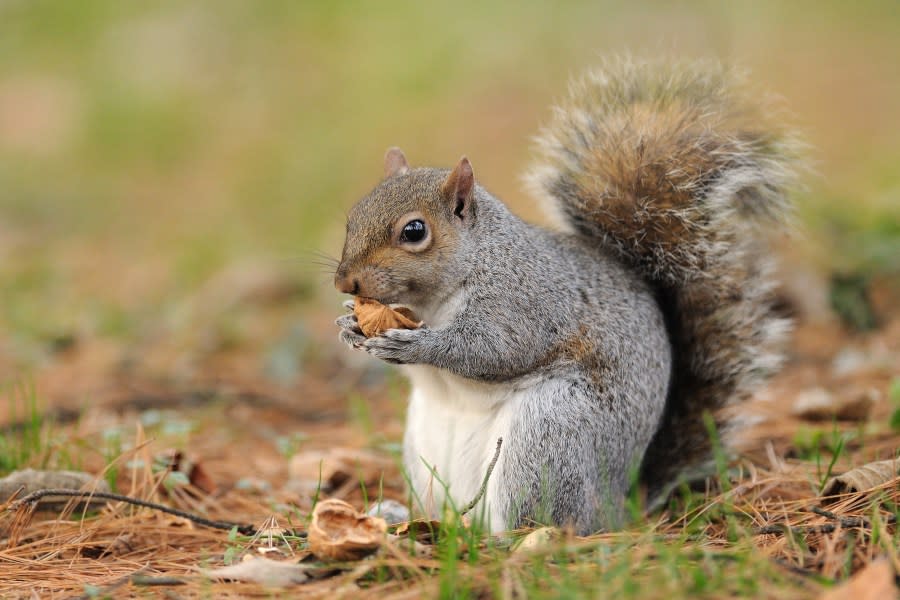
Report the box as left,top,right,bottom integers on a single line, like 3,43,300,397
525,58,799,504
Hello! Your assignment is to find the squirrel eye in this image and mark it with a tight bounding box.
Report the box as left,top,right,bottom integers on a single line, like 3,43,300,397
399,219,427,244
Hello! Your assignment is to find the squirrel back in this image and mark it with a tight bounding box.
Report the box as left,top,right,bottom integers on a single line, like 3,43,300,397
525,58,798,503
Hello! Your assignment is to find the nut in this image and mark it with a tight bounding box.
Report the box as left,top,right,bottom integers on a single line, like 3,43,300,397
307,499,387,561
353,297,420,337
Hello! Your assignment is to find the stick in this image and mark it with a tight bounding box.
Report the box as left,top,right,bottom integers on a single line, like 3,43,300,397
809,506,870,528
72,565,149,599
460,438,503,518
753,509,896,537
9,489,257,535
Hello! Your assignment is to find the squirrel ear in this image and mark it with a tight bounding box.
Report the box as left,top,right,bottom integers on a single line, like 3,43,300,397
384,147,410,178
442,156,475,221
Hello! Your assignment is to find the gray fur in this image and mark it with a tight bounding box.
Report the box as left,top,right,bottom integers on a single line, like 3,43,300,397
338,181,670,533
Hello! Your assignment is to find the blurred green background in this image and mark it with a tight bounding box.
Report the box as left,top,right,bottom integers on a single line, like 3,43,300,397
1,0,898,378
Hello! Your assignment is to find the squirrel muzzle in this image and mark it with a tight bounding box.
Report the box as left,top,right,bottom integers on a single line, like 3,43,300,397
334,264,390,302
333,270,360,296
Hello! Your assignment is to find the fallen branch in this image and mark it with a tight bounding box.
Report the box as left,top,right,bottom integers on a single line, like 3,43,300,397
809,506,873,529
131,575,188,587
9,489,258,535
753,506,896,537
73,566,150,600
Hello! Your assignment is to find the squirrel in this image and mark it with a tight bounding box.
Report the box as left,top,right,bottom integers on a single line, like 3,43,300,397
333,58,798,534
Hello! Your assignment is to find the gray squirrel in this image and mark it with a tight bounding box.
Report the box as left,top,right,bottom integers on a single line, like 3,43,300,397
333,58,797,534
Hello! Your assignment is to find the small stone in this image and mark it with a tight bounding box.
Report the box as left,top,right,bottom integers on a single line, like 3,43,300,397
367,499,410,525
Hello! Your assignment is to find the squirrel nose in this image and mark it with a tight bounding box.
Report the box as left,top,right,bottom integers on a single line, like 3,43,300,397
334,273,360,295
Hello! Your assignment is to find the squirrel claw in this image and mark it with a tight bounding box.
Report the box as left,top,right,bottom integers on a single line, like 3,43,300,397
362,328,424,364
335,313,360,330
336,314,365,348
339,328,366,349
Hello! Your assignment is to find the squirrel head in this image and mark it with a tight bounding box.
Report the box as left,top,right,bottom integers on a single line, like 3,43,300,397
334,148,477,311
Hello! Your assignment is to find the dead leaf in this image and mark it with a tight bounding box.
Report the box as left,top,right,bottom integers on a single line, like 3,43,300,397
820,559,898,600
512,527,561,555
307,499,387,561
354,297,420,337
107,533,136,556
394,519,444,544
190,464,217,494
157,450,217,494
200,555,309,586
822,458,900,498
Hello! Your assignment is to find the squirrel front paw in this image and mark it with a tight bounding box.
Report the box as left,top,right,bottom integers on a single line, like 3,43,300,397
335,313,366,349
362,327,427,364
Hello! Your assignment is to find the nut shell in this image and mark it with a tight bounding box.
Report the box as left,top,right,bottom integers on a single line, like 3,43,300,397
353,297,420,338
307,499,387,561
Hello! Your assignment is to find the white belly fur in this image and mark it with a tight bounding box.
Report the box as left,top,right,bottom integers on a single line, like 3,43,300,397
402,364,532,532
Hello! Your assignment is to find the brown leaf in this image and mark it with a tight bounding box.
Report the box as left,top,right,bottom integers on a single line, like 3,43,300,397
156,450,218,495
820,559,898,600
394,519,444,544
307,499,387,561
200,555,309,586
187,460,218,495
822,458,900,498
353,297,420,338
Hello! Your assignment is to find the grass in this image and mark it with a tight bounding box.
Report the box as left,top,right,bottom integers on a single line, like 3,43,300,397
0,380,45,475
890,378,900,432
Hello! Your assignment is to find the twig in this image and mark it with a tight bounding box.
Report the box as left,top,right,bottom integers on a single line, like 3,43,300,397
71,565,149,599
753,523,789,536
9,489,257,535
460,438,503,517
772,557,833,583
809,506,869,529
753,508,897,537
132,575,188,587
755,522,846,536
